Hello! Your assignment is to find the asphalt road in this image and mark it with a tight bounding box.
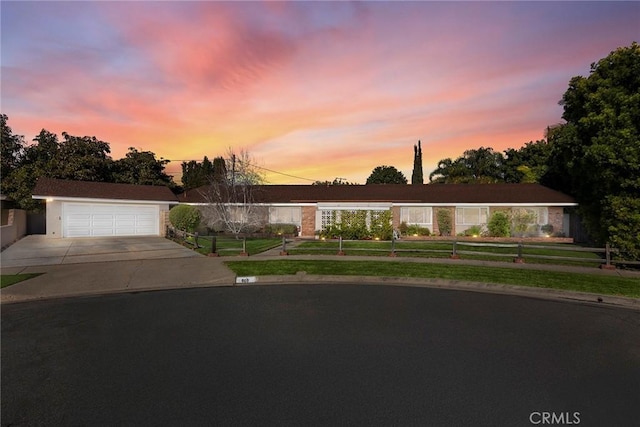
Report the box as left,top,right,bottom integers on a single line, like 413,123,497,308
2,285,639,426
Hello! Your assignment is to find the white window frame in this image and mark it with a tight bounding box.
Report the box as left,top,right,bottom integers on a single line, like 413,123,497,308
400,207,433,227
269,206,301,225
455,207,489,225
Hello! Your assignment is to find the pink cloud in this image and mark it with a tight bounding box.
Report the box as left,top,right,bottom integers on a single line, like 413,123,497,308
3,1,637,185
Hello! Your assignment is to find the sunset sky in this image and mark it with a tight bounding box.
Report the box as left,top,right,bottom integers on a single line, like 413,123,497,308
2,1,638,184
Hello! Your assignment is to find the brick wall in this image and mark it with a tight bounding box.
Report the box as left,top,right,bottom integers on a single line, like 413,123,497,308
160,209,171,237
391,206,401,230
301,206,317,237
547,207,564,236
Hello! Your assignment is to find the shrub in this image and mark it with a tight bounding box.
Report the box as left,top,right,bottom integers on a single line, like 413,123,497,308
169,205,201,232
487,212,510,237
370,210,393,240
399,221,410,235
464,225,483,237
436,209,452,236
511,209,537,237
541,224,554,235
264,223,298,236
319,210,393,240
405,224,431,236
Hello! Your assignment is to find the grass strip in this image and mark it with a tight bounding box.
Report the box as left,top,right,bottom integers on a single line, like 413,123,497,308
291,241,603,267
225,260,640,298
180,237,281,256
1,273,42,288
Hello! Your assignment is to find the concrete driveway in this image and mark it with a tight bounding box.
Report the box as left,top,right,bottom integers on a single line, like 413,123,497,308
0,235,202,268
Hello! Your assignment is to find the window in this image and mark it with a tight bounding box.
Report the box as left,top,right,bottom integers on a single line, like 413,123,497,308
455,207,489,225
519,207,548,225
400,207,432,226
269,207,301,225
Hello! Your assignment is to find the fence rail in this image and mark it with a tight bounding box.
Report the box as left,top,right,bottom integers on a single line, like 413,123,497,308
166,227,248,255
284,237,639,268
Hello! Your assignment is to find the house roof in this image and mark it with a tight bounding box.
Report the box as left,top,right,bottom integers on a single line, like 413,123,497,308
33,178,178,202
178,183,576,205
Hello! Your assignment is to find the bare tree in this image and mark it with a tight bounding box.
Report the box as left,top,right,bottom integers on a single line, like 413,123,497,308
200,148,266,237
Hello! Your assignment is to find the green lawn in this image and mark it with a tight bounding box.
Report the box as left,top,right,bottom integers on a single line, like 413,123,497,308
290,240,604,267
187,237,282,256
225,260,640,298
1,273,42,288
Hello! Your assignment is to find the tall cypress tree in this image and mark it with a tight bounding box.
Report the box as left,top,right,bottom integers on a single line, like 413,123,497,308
411,140,424,184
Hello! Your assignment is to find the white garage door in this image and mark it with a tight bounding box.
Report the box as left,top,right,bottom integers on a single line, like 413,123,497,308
63,203,159,237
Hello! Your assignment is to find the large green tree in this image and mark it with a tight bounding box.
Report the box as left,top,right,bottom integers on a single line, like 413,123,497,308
366,165,408,184
503,139,552,183
181,156,214,190
544,43,640,259
1,117,177,210
429,147,504,183
113,147,175,188
53,132,113,182
1,114,24,181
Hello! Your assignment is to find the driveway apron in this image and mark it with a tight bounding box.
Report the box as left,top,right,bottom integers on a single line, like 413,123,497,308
0,235,201,268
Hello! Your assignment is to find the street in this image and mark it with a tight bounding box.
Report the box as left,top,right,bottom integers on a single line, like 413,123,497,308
2,284,639,426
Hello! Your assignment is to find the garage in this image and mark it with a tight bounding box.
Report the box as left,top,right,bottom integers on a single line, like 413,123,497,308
32,178,177,238
63,203,160,237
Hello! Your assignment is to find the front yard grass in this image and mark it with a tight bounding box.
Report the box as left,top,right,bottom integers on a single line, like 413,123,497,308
1,273,42,288
290,240,604,268
225,260,640,298
189,237,281,256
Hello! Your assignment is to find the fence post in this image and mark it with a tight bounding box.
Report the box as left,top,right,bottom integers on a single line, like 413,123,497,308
208,236,219,257
389,236,397,257
194,232,199,249
600,243,616,270
280,235,289,256
337,236,345,255
450,240,460,259
514,241,525,263
239,238,248,256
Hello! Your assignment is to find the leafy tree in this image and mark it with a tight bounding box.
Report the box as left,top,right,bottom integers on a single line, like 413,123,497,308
181,156,216,190
429,147,504,183
1,114,24,181
114,147,175,188
53,132,113,182
1,120,177,210
411,140,424,184
1,128,61,211
503,139,552,183
212,156,227,183
169,204,201,232
366,165,407,184
543,43,640,258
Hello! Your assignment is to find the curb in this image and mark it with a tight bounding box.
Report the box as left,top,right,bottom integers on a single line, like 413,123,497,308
233,273,640,311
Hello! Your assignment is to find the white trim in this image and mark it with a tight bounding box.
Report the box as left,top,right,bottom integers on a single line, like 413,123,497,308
393,202,576,207
317,202,392,210
177,201,576,208
33,196,175,205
